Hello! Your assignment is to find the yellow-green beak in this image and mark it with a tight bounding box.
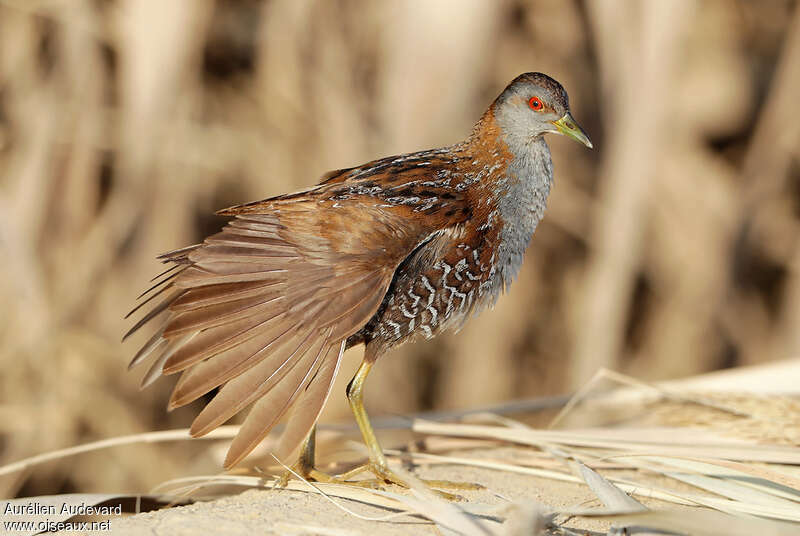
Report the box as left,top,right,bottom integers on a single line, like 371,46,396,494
550,113,593,149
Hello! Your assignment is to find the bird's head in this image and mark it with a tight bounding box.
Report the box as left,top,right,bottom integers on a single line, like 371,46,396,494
492,72,592,149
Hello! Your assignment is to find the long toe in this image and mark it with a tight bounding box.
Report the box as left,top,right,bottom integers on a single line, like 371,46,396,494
421,479,484,491
276,464,337,488
365,463,471,501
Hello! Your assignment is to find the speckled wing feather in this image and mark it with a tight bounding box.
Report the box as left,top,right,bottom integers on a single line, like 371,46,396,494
126,163,469,467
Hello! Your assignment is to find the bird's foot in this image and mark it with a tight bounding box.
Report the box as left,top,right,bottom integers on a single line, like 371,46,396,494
335,461,483,500
276,462,338,489
275,458,482,501
274,461,396,490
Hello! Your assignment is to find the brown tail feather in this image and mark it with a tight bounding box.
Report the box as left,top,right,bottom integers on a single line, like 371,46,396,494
134,266,187,301
167,313,311,407
161,292,283,338
189,328,323,436
162,311,286,374
274,341,344,461
123,290,181,341
169,280,283,312
148,262,183,283
128,327,166,369
223,329,335,468
174,266,284,287
156,244,202,261
140,333,196,389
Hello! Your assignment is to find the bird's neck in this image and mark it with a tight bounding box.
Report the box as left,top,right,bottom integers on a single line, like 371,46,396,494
467,110,554,218
495,135,553,291
466,111,554,294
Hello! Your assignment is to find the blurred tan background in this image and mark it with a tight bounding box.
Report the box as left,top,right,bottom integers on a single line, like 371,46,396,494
1,0,799,498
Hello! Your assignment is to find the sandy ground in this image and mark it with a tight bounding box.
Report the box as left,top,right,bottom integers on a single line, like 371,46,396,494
108,469,604,535
35,361,800,535
104,446,692,535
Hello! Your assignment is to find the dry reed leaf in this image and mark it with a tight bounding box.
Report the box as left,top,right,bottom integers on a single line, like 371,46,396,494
408,414,800,523
0,426,240,478
153,474,416,519
643,393,800,445
571,460,646,513
587,509,799,536
389,449,697,507
152,472,544,535
413,420,800,464
381,489,498,536
646,456,800,496
657,359,800,395
152,471,506,532
604,469,800,521
635,456,800,503
550,368,761,431
600,456,800,522
0,397,555,482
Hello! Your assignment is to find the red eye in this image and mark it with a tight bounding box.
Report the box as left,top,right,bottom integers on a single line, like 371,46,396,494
528,96,543,111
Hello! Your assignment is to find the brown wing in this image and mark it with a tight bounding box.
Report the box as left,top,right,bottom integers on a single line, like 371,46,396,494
125,184,461,467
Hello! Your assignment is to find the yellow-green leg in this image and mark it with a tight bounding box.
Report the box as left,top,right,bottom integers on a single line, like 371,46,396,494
279,358,482,498
277,362,400,488
277,425,337,486
277,423,391,489
340,359,482,496
340,360,398,482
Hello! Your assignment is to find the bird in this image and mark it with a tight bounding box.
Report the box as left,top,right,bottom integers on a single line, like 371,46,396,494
125,72,592,490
